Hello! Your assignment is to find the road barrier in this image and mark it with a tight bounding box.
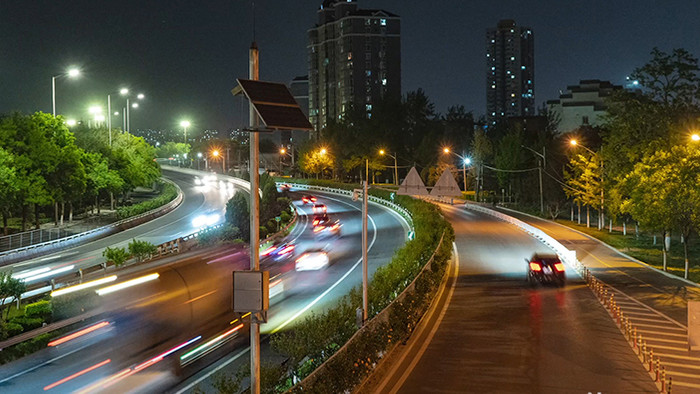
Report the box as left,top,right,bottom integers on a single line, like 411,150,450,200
275,182,414,233
0,178,184,265
463,202,671,393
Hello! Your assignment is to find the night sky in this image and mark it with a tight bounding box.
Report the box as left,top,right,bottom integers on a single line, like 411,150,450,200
2,1,699,135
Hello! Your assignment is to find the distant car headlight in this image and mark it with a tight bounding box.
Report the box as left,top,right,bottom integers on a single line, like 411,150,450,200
192,213,221,228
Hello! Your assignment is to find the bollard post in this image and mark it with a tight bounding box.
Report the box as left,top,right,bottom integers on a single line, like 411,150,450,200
661,366,666,392
668,376,672,393
648,349,653,371
79,268,84,283
655,357,660,381
634,328,638,350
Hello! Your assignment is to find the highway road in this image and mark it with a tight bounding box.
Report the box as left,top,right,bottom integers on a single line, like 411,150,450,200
375,203,658,393
0,181,408,393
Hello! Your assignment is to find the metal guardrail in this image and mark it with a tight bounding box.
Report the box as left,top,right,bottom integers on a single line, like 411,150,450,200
0,179,184,264
276,182,414,232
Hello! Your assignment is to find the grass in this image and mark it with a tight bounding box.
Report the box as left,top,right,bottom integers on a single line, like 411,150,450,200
554,219,700,282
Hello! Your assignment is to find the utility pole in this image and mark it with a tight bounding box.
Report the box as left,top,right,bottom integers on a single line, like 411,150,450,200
248,41,261,394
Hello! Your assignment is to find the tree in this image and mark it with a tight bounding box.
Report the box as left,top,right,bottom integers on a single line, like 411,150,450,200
564,151,603,227
102,246,130,267
0,272,26,321
298,147,335,178
155,141,190,159
621,145,700,277
631,47,700,107
226,192,250,242
0,148,18,235
128,239,157,262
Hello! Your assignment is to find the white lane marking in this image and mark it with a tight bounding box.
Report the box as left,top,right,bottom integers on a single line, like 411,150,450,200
0,341,94,383
176,190,407,391
174,346,249,394
269,212,377,334
380,242,459,394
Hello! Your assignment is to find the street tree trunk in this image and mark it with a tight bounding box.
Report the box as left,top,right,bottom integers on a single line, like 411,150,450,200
586,206,590,228
662,230,668,271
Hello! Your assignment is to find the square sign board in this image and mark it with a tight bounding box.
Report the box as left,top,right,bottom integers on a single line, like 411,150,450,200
233,271,269,313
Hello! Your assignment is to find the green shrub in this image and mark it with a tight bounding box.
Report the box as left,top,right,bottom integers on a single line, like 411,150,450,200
51,290,100,320
0,332,55,365
116,182,178,219
280,210,291,223
128,239,157,262
25,300,52,321
103,246,130,267
259,226,269,239
5,322,23,337
10,316,43,331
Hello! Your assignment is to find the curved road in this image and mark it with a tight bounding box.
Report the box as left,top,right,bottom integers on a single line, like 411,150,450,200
0,179,408,393
376,203,657,393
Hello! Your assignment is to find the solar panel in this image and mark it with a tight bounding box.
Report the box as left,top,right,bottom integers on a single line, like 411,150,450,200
233,79,313,131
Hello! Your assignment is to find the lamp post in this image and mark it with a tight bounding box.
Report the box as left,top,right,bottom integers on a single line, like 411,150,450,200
379,150,399,186
180,120,191,144
52,68,80,116
521,145,546,215
570,139,604,229
279,148,286,173
442,148,471,193
212,149,225,174
197,152,202,170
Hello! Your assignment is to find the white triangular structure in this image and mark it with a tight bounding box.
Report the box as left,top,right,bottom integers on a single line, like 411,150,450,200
398,167,428,195
430,169,462,197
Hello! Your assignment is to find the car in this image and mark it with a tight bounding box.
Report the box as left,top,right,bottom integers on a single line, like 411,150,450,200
279,183,292,192
301,195,317,204
312,203,327,214
295,249,330,271
261,242,296,262
312,213,330,227
191,210,222,228
526,253,566,287
313,219,341,238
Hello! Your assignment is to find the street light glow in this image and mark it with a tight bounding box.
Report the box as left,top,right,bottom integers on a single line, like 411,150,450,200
570,139,578,146
67,68,80,78
120,88,129,95
692,134,700,141
89,106,102,114
66,119,77,126
320,148,327,155
464,157,472,165
280,148,286,154
212,150,220,157
180,120,191,128
379,149,385,155
131,103,139,108
197,152,202,158
443,147,450,153
137,93,145,100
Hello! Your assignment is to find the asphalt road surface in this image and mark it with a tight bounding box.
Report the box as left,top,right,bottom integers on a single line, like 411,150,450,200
378,203,657,394
0,181,408,393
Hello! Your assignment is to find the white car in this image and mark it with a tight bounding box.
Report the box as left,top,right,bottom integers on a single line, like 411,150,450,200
295,249,329,271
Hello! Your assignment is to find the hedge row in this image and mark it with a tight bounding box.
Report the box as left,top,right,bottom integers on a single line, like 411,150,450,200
116,181,178,219
269,178,454,392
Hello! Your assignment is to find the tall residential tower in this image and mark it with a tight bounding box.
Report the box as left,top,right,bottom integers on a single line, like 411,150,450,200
308,0,401,137
486,19,534,126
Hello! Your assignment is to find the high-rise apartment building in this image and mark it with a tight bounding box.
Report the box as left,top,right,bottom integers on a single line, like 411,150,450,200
308,0,401,137
486,19,534,125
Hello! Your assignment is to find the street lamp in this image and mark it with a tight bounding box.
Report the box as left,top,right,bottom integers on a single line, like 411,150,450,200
66,119,77,127
442,147,471,193
320,148,327,155
180,120,191,144
118,89,144,133
197,152,203,170
211,149,225,173
692,133,700,142
379,149,399,186
569,139,604,229
52,68,80,116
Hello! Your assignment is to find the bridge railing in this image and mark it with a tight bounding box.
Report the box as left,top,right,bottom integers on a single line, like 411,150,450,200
276,182,414,232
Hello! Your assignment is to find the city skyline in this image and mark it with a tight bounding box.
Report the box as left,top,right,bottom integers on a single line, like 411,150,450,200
2,0,699,132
